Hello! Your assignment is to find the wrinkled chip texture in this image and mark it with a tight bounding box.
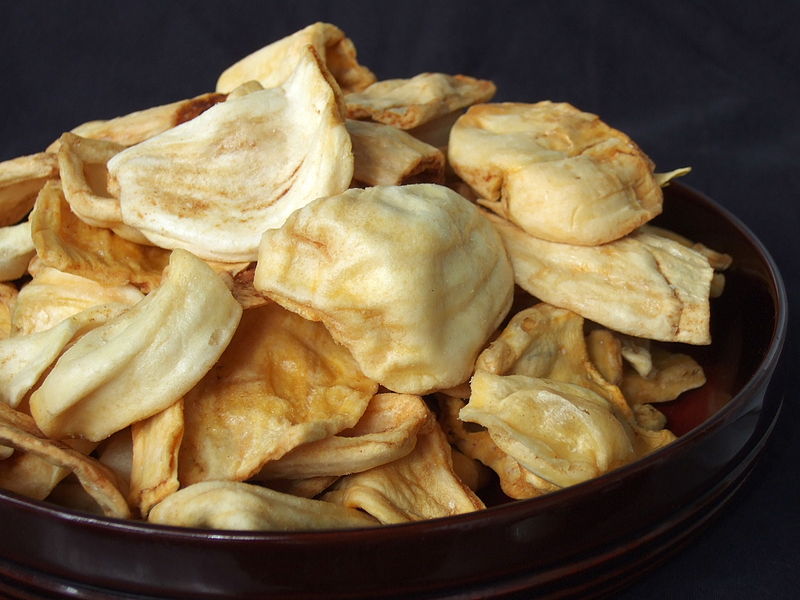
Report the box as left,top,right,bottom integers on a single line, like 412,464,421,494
108,47,353,262
254,183,514,394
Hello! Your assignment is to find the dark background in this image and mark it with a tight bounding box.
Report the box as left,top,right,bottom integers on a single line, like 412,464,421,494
1,1,798,598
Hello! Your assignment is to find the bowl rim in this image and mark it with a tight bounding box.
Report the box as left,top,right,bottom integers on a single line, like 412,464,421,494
0,182,789,543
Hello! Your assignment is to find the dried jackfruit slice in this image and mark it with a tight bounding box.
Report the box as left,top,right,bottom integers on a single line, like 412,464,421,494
49,92,227,150
216,22,375,94
254,184,514,394
345,73,496,129
0,303,128,409
0,403,130,519
148,480,378,531
11,266,144,336
347,119,445,186
108,47,353,262
30,180,169,292
486,211,714,344
0,220,35,281
56,132,149,244
323,415,485,524
449,102,683,245
0,152,59,227
0,283,17,339
255,392,429,480
438,395,558,499
178,303,377,485
476,303,633,421
461,370,638,488
620,346,707,404
129,400,183,518
28,249,242,441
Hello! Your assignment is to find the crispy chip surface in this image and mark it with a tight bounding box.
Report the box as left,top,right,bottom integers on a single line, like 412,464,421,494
0,221,35,282
149,480,377,531
28,249,242,441
179,303,377,485
254,184,514,394
0,153,59,227
461,370,637,487
324,415,485,524
216,22,375,94
487,211,714,344
108,48,353,262
449,101,663,245
345,73,496,129
31,180,169,292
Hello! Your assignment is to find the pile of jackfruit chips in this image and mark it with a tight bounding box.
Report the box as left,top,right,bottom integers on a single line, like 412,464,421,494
0,23,731,530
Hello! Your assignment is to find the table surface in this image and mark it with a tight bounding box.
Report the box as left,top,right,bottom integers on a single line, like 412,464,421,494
1,2,798,598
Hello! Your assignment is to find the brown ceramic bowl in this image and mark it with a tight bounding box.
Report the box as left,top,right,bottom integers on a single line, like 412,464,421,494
0,182,787,599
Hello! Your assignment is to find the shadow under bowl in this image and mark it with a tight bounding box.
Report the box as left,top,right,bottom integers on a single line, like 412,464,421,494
0,182,789,599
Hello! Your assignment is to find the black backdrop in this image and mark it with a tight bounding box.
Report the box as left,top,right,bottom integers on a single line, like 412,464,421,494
1,1,798,598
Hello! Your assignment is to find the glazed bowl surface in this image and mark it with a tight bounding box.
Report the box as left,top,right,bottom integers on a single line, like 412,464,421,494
0,182,787,600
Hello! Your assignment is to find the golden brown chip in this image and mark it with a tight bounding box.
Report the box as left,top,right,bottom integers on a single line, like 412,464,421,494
461,370,637,488
11,266,144,336
449,101,669,245
438,395,558,499
179,303,377,485
28,249,243,442
148,480,378,531
620,346,707,404
486,211,714,344
0,152,59,227
476,303,633,421
347,119,445,186
30,180,169,292
216,22,376,94
129,400,183,518
263,476,339,499
345,73,496,130
323,416,485,524
254,184,514,395
108,47,353,262
0,403,130,518
254,393,428,480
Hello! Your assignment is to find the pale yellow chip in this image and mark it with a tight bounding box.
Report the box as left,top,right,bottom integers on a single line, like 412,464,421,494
56,132,149,244
0,283,18,340
30,180,170,292
449,101,670,245
49,92,227,150
28,249,243,441
438,395,558,499
11,266,144,336
255,392,428,480
0,403,130,519
0,221,35,282
178,303,377,485
216,22,376,94
620,346,707,404
476,303,633,421
323,416,485,524
0,152,59,227
254,184,514,395
462,370,638,488
129,400,183,518
265,476,339,499
149,480,378,531
0,303,128,408
486,211,714,344
347,119,445,186
585,328,624,385
108,47,353,262
345,72,496,130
